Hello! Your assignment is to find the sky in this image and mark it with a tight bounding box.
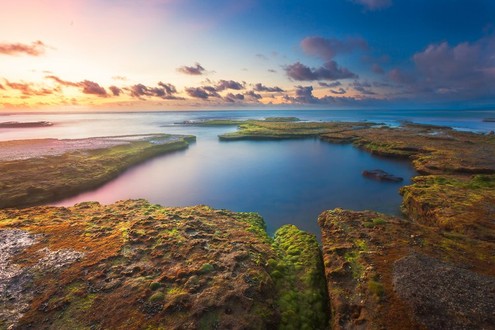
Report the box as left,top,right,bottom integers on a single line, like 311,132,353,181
1,0,495,111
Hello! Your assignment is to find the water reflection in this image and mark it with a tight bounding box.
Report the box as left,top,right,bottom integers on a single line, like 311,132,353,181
55,131,416,237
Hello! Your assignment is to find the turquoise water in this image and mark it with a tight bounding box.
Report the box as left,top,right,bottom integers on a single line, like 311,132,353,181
2,109,489,235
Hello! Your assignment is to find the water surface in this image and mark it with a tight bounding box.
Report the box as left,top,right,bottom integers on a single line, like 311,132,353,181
55,126,416,236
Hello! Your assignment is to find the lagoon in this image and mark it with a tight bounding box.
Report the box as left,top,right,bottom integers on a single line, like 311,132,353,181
53,124,416,236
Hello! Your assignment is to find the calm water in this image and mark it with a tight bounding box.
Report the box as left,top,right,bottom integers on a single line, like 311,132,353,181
2,109,491,235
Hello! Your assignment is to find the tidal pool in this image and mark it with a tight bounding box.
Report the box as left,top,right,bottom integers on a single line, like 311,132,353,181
55,126,416,236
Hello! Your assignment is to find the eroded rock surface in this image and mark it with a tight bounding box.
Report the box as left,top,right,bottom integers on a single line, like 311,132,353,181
0,200,326,329
0,230,84,329
394,253,495,330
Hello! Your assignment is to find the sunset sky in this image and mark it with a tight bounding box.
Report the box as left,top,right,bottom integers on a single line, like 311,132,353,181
1,0,495,111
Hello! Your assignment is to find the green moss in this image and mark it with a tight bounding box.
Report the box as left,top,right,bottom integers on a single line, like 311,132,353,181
149,291,165,303
149,282,161,291
344,251,363,279
368,279,384,298
199,310,220,330
233,212,272,243
270,224,328,330
199,263,214,274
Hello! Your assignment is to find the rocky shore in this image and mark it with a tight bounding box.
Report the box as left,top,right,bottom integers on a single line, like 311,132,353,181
0,119,494,329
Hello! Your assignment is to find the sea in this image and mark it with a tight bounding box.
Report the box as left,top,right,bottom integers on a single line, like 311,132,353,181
1,109,493,236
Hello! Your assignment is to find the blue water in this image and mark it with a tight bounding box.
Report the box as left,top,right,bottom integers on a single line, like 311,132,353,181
1,109,490,236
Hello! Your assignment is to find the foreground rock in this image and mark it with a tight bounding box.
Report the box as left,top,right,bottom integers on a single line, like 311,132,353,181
0,200,326,329
318,209,495,329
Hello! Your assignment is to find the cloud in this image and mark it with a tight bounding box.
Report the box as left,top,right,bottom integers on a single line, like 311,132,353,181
215,79,245,91
331,88,347,95
224,93,245,102
285,61,357,81
351,0,392,11
318,81,342,87
301,36,368,60
79,80,107,96
185,87,219,99
109,86,122,96
0,83,4,90
285,85,320,104
177,63,206,75
244,90,262,100
351,80,376,95
268,69,277,73
128,82,182,100
5,80,55,96
253,83,284,92
45,75,79,87
46,75,108,97
0,41,47,56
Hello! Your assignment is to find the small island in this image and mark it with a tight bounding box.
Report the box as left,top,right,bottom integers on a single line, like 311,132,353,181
0,121,54,128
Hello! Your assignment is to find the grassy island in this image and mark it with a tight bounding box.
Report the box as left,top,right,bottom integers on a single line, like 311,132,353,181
0,134,195,208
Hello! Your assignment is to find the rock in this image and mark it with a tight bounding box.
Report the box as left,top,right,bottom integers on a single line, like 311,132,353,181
394,253,495,329
362,169,404,182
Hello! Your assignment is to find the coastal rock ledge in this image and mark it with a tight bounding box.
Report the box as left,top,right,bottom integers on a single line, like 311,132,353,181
0,200,327,330
318,208,495,330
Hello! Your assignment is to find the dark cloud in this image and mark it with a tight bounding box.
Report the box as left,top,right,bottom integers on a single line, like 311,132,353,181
301,36,368,60
253,83,284,92
45,75,108,97
351,80,375,95
79,80,107,96
285,61,357,81
318,81,342,87
268,69,277,73
284,85,383,106
244,91,262,100
284,85,319,104
185,87,219,99
177,63,206,75
331,88,347,95
5,80,56,96
224,93,245,102
351,0,392,11
216,79,245,91
109,86,122,96
413,38,495,92
0,41,47,56
128,82,182,100
45,75,79,87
